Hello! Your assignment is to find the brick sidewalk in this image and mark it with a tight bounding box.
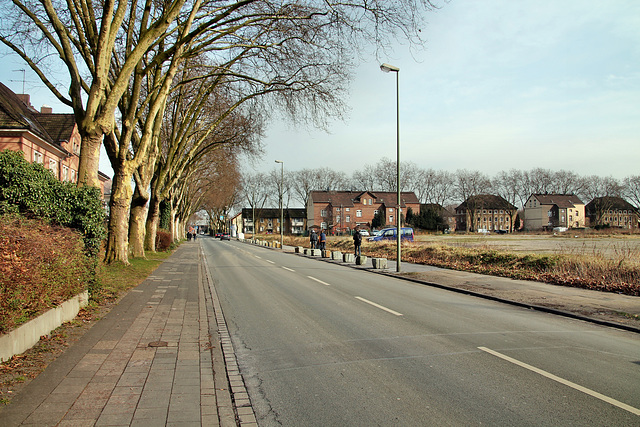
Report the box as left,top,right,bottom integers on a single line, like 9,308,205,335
0,243,240,426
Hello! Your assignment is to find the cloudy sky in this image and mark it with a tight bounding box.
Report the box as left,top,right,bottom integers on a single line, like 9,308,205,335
2,0,638,180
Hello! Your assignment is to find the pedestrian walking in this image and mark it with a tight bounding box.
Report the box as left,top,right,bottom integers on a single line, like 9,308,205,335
353,226,362,256
310,230,318,249
319,229,327,251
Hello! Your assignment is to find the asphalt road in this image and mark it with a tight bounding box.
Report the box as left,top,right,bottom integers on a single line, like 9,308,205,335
202,237,640,426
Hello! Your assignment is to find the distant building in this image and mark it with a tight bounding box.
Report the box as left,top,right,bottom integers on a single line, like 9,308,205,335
585,196,639,229
240,208,307,235
307,190,421,233
524,194,585,231
0,82,110,199
455,195,518,233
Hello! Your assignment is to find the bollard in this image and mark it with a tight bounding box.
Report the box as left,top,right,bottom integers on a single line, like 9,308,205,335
322,250,331,258
372,258,388,269
343,253,355,263
311,249,322,256
295,246,303,253
331,251,342,260
356,255,367,265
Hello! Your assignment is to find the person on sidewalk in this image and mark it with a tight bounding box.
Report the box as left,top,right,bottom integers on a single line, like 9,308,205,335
310,230,318,249
319,229,327,251
353,226,362,256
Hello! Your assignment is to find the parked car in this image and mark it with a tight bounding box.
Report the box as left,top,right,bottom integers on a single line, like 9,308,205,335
221,233,231,240
358,229,370,236
368,227,414,242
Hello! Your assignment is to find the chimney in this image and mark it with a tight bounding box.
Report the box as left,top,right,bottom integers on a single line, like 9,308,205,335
16,94,31,107
40,105,53,114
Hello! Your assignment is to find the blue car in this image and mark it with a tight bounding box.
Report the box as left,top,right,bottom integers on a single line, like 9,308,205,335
368,227,414,242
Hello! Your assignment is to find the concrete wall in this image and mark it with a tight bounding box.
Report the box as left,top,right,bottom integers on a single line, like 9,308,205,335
0,291,89,362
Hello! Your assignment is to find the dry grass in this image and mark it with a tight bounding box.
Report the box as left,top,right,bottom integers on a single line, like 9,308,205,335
255,233,640,296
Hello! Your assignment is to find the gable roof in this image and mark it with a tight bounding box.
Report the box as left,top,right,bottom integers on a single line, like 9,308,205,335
0,82,75,149
309,190,420,207
456,194,517,211
585,196,639,213
531,194,584,208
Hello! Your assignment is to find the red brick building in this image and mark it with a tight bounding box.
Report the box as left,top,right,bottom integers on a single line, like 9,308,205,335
0,82,110,198
307,190,420,233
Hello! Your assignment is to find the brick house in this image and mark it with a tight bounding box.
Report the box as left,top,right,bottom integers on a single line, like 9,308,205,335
0,82,110,198
240,207,307,235
455,195,518,233
585,196,639,229
307,190,421,233
524,194,585,231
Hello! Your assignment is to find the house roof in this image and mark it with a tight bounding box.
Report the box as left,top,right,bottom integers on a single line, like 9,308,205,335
309,190,420,207
0,82,75,149
585,196,639,214
456,194,517,211
532,194,584,208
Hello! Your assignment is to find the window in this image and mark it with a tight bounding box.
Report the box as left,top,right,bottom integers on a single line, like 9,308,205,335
62,165,69,181
389,208,394,212
346,215,350,222
389,215,394,223
356,210,362,217
369,198,372,205
321,222,327,229
374,210,378,215
34,151,43,164
70,169,76,182
336,208,341,212
346,208,350,212
49,159,58,176
321,209,327,217
336,215,341,222
362,199,367,205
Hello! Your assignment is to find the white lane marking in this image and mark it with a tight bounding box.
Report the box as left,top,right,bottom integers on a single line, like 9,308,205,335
307,276,331,286
255,255,262,259
355,297,403,316
282,267,295,272
266,260,275,264
478,347,640,416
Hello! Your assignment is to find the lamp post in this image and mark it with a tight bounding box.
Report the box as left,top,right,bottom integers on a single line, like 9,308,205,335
380,63,401,272
275,160,284,249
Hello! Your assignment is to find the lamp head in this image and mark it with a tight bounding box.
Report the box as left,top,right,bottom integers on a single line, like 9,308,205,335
380,63,400,73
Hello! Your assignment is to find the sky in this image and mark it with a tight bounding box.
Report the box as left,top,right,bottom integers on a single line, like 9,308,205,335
1,0,639,181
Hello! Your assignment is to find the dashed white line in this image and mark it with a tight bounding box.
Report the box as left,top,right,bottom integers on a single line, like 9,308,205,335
307,276,331,286
266,260,275,264
478,346,640,416
282,267,295,272
355,297,403,316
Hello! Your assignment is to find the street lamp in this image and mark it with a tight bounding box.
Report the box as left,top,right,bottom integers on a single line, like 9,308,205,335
380,63,401,272
275,160,284,249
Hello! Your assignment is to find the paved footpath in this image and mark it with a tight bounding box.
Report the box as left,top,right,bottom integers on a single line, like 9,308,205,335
0,242,249,427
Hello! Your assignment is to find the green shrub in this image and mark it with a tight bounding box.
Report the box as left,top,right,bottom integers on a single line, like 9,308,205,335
0,150,105,257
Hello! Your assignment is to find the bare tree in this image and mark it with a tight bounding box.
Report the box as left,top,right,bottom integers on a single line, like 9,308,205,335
454,169,491,231
493,169,523,209
623,175,640,209
242,172,270,236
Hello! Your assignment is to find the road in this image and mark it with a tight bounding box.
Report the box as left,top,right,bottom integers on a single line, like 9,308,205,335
202,237,640,426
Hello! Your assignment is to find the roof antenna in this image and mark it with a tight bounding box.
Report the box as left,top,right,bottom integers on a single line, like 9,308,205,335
11,69,26,93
